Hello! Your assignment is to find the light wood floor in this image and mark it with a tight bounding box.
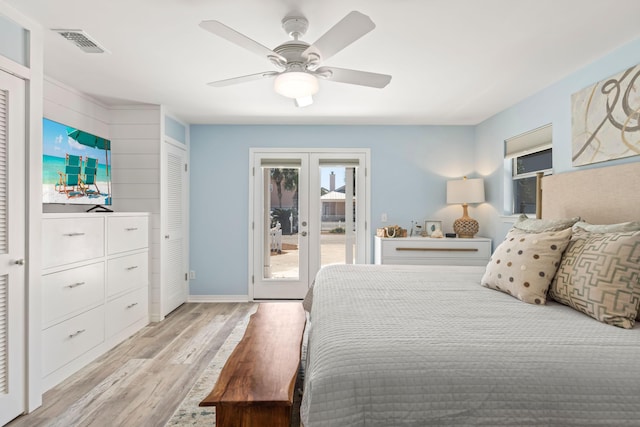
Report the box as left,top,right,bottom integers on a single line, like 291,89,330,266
8,302,258,427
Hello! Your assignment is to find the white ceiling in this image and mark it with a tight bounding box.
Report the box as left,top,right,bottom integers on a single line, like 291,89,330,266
6,0,640,125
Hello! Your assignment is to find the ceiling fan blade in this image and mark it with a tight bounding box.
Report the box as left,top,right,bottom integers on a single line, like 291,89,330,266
303,11,375,62
295,96,313,108
207,71,279,87
199,20,286,65
316,66,391,88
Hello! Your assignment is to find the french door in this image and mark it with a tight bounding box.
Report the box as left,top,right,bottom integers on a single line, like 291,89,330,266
250,149,369,299
0,71,26,424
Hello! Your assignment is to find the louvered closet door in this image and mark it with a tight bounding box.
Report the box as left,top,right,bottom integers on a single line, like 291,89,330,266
162,142,188,316
0,71,26,425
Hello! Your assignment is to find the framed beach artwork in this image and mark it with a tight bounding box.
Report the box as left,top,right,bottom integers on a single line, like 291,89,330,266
571,64,640,166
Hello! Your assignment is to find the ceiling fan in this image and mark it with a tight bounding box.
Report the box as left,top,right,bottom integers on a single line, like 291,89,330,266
199,11,392,107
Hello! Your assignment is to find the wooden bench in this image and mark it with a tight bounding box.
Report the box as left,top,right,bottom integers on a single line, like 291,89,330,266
200,303,306,427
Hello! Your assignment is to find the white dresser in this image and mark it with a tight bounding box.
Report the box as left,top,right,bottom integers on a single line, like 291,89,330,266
374,236,492,266
41,212,150,390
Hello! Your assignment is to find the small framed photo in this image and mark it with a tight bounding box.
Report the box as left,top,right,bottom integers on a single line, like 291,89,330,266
424,220,442,236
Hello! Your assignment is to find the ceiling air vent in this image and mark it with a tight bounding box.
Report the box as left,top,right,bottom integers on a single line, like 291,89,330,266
52,29,109,54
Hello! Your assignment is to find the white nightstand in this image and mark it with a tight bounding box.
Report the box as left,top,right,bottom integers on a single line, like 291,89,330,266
374,236,492,266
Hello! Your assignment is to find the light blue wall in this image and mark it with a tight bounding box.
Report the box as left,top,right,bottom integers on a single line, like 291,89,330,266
475,36,640,243
189,125,474,296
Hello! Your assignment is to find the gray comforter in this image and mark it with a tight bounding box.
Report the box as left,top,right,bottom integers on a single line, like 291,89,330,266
301,264,640,426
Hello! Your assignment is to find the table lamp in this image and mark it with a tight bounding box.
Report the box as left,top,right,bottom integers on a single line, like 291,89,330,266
446,177,485,238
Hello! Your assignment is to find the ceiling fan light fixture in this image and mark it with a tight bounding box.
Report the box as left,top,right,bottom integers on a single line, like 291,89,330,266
274,72,319,99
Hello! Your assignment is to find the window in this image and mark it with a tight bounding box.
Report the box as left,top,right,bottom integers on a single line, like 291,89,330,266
505,124,552,215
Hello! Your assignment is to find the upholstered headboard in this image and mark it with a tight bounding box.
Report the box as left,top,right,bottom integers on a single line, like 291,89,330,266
540,162,640,223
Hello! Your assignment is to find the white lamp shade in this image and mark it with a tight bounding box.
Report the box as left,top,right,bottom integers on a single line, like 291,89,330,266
274,72,319,99
447,178,485,204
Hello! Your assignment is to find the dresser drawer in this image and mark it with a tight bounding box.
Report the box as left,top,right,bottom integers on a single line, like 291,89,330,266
42,306,105,376
42,262,105,327
107,216,149,255
107,252,149,297
106,287,148,338
42,217,105,269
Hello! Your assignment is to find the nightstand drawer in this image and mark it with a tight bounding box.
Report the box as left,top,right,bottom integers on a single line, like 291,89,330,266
375,236,491,266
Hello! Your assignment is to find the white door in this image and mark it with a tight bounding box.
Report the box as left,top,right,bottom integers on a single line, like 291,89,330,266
250,149,369,299
161,141,188,316
0,71,26,424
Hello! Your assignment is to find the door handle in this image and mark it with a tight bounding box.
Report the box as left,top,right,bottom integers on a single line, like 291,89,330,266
14,259,25,265
301,231,307,237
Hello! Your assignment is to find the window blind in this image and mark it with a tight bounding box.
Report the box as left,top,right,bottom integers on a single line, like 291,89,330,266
505,124,552,159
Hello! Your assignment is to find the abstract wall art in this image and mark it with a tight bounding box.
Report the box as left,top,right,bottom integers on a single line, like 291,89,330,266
571,65,640,166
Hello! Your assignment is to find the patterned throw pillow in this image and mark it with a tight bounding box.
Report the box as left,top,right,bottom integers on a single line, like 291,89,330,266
482,228,572,304
549,230,640,329
513,214,580,233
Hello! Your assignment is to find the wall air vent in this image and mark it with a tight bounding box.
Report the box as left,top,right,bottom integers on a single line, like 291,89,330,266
52,29,109,54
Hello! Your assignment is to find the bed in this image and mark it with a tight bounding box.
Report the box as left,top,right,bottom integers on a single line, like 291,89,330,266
301,162,640,426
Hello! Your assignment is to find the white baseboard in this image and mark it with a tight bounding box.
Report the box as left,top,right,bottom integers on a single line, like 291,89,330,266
188,295,250,303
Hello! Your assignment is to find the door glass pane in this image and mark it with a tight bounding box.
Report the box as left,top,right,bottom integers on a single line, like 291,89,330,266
320,166,356,268
263,167,299,279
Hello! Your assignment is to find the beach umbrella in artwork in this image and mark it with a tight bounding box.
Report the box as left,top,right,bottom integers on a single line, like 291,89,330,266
66,128,111,197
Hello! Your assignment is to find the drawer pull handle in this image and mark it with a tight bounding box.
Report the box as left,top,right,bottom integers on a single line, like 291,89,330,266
396,248,479,252
69,329,86,338
126,265,139,270
125,227,138,231
64,232,86,237
66,281,86,289
127,302,139,309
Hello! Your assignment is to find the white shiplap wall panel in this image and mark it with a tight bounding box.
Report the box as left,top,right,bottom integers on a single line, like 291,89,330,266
111,139,161,154
109,108,160,124
109,107,162,321
111,153,160,170
112,198,160,212
43,79,110,135
110,124,161,140
43,99,110,138
111,169,159,184
111,183,160,199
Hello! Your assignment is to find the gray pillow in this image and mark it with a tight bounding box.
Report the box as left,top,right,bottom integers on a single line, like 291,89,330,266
512,214,580,233
573,221,640,233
